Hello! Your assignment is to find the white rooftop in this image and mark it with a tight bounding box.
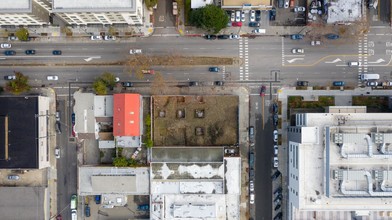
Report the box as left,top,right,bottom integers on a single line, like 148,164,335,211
52,0,136,12
94,95,113,117
327,0,362,23
191,0,213,8
0,0,31,12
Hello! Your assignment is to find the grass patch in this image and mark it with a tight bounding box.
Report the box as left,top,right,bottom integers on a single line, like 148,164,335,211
352,96,390,112
288,96,335,108
184,0,191,25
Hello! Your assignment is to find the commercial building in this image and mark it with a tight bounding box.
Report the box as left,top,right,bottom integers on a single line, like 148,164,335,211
0,0,51,26
287,107,392,219
221,0,272,10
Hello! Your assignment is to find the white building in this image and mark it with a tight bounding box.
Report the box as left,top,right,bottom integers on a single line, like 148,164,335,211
52,0,144,26
287,107,392,219
0,0,51,26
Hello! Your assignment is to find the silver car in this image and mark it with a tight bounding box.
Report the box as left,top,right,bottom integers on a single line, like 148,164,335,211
8,175,20,180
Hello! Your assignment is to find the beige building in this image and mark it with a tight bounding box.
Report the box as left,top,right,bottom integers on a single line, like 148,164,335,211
0,0,51,26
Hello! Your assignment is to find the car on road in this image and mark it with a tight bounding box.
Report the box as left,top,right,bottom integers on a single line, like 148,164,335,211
249,22,260,27
232,22,242,27
252,29,266,34
366,81,378,87
217,35,230,40
294,6,306,12
121,82,133,87
249,180,254,192
141,69,155,74
214,81,224,86
250,193,255,204
291,48,304,54
311,40,321,46
55,148,60,159
260,85,266,96
52,50,62,55
274,204,281,211
189,81,200,86
55,121,61,134
241,11,245,22
273,157,279,168
273,130,278,142
274,145,278,156
272,103,278,114
4,50,16,56
333,81,345,86
209,67,220,72
8,175,20,180
269,8,276,20
256,10,261,21
90,35,102,40
235,10,241,22
348,61,360,67
104,35,116,41
273,114,278,126
297,81,309,86
25,50,36,55
129,49,142,54
1,43,11,48
8,36,18,41
229,34,240,39
4,75,16,80
47,75,58,80
326,34,339,39
230,11,235,22
291,34,304,40
250,10,255,22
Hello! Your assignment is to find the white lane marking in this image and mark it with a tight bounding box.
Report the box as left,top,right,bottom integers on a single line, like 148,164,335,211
325,58,342,64
368,58,385,64
287,58,304,63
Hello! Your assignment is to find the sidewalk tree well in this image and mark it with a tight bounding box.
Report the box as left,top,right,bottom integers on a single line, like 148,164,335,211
5,71,30,95
15,28,29,41
189,4,229,34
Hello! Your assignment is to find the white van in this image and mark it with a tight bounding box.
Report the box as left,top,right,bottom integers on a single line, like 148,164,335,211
360,74,380,81
348,61,361,67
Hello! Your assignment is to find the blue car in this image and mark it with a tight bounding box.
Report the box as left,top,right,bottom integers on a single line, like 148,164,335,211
326,34,339,39
4,50,16,56
333,81,345,86
209,67,220,72
52,50,62,55
291,34,304,40
95,195,101,204
85,205,90,217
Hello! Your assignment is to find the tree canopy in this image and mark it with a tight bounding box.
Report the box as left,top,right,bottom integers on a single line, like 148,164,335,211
5,71,30,95
93,72,117,95
189,5,229,34
15,28,29,41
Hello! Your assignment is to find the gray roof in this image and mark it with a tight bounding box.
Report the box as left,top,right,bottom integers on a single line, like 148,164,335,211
52,0,136,12
0,187,46,220
0,0,32,13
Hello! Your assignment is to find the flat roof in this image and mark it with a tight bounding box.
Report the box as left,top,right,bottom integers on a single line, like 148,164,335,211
73,92,97,135
0,96,42,169
113,94,141,137
0,0,31,13
327,0,362,23
151,147,224,163
52,0,136,12
94,96,113,117
291,112,392,211
222,0,271,7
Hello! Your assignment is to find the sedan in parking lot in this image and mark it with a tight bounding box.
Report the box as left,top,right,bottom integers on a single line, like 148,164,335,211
1,43,11,48
232,22,242,27
274,145,278,156
250,10,255,22
241,11,245,22
25,50,36,55
255,10,261,21
269,8,276,21
291,48,304,54
230,11,235,22
8,175,20,180
235,10,241,22
252,29,265,34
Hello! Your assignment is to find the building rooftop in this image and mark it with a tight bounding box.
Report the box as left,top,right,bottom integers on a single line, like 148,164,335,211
94,96,113,117
0,0,31,13
52,0,136,12
327,0,362,23
113,93,142,137
73,92,97,136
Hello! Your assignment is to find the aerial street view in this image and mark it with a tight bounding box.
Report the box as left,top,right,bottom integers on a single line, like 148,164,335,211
1,0,392,219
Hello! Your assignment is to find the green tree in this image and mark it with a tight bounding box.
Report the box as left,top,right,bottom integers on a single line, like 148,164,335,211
100,72,116,88
189,5,228,33
145,0,158,8
93,80,107,95
15,28,29,41
113,157,128,167
5,71,30,95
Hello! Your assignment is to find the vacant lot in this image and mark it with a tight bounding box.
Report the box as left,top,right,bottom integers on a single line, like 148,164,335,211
152,95,238,146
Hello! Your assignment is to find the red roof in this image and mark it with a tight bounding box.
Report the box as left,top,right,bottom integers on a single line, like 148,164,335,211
113,94,141,136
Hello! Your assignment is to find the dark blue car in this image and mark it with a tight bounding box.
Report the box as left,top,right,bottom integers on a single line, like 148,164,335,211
209,67,220,72
52,50,62,55
333,81,345,86
326,34,339,39
95,195,101,204
291,34,304,40
4,50,16,56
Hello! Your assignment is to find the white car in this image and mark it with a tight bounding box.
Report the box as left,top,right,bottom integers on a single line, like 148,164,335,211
229,34,240,39
250,193,255,204
250,180,254,192
311,40,321,46
249,10,255,22
230,11,235,22
273,157,279,168
252,29,266,34
90,35,102,40
284,0,289,8
130,49,142,54
47,75,58,80
241,11,245,22
235,10,241,22
1,43,11,49
294,6,306,12
291,48,304,54
273,130,278,142
104,35,116,41
55,148,60,159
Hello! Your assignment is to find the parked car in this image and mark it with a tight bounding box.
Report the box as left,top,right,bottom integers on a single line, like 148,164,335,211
274,204,281,211
250,193,255,204
25,50,36,55
95,195,101,204
291,34,304,40
85,205,91,217
1,43,11,49
273,157,279,168
269,8,276,20
274,212,283,220
249,22,260,27
229,34,240,39
47,75,59,80
366,81,378,87
55,148,60,159
217,35,230,40
241,11,245,22
189,81,200,86
232,22,242,27
55,121,61,134
142,69,155,74
274,198,281,206
333,81,345,86
249,126,255,140
8,175,20,180
278,0,284,8
52,50,62,55
214,81,224,86
255,10,261,21
104,35,116,40
4,75,16,80
275,194,283,201
274,187,282,196
272,103,278,114
230,11,235,22
273,130,278,142
274,145,278,156
209,67,220,72
129,49,142,54
284,0,289,8
250,10,255,22
90,35,102,40
253,29,266,34
311,40,321,46
273,114,279,126
121,82,133,87
204,34,217,40
225,148,235,154
235,10,241,22
8,36,18,41
291,48,304,54
260,85,266,96
56,111,60,121
250,180,254,192
4,50,16,56
297,81,309,86
294,6,306,12
326,34,339,39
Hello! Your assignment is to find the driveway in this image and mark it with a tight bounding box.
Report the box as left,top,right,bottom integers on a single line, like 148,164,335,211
153,0,178,35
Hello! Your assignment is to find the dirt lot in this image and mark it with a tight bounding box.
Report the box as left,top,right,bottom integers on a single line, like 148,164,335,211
152,95,239,146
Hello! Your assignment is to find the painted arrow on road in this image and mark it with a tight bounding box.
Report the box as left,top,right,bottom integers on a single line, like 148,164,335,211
287,58,304,63
325,58,342,64
84,56,101,62
368,58,385,64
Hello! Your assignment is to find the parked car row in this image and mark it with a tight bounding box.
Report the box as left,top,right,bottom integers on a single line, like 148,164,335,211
3,49,62,56
290,33,340,40
229,10,262,23
272,102,279,169
90,35,116,41
204,34,241,40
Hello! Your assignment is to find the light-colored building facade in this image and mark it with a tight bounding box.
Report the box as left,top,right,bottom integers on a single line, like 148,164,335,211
0,0,51,26
287,107,392,219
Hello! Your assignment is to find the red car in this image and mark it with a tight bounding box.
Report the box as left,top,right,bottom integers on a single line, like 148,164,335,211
142,69,155,74
232,22,242,27
260,85,266,97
